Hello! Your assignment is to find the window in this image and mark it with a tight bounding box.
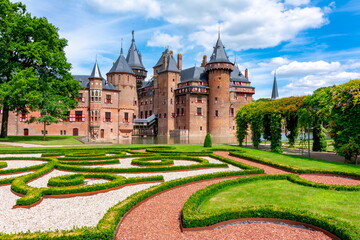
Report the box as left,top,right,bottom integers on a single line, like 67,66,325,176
60,130,63,135
177,108,180,116
145,111,148,118
230,108,234,117
171,88,173,92
181,108,184,115
159,113,161,118
105,94,112,104
149,110,152,116
215,97,218,103
90,90,101,102
19,114,27,122
104,112,112,122
124,112,129,123
170,98,173,104
196,108,202,116
111,128,113,133
164,113,167,118
140,111,143,118
215,110,219,117
91,110,100,121
75,111,83,122
78,93,85,102
200,126,202,131
197,96,202,103
64,130,66,135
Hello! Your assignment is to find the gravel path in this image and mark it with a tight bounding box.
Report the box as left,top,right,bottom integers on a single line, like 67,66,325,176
300,173,360,185
116,175,331,240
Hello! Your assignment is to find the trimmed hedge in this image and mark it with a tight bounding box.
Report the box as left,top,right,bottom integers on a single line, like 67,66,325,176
132,156,210,166
181,174,360,240
48,174,85,187
0,161,7,169
230,151,360,178
59,159,120,165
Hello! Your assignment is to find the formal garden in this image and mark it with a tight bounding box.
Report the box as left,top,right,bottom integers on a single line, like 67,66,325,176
0,144,359,240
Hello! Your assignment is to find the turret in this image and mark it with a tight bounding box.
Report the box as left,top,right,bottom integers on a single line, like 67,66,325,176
205,35,234,136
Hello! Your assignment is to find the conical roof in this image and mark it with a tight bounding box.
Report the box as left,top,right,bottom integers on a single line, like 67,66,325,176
109,48,134,74
159,52,180,73
126,31,145,69
208,35,231,64
154,49,170,68
89,60,103,79
271,72,279,100
231,64,249,82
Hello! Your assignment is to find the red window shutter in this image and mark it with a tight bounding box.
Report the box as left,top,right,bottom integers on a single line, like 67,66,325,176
70,114,75,122
111,99,113,104
82,114,85,122
110,118,113,122
82,97,85,103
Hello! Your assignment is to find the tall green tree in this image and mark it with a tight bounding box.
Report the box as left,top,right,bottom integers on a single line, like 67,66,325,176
0,0,80,138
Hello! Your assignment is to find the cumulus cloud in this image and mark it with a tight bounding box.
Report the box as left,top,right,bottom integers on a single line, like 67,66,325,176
87,0,161,18
284,0,310,7
258,57,291,67
275,60,341,76
147,31,184,51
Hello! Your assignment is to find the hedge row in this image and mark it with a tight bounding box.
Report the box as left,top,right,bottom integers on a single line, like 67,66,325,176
230,151,360,178
132,156,210,166
48,174,85,187
60,154,127,161
59,159,120,165
12,169,164,206
181,174,360,240
0,162,7,169
0,157,51,175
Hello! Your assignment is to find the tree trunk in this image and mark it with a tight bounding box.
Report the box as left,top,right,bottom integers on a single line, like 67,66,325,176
0,103,9,138
43,121,47,141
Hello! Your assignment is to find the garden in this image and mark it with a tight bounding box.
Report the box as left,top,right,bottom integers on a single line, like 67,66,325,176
0,144,359,239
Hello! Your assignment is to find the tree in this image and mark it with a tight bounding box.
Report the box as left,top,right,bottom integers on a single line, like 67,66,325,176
0,0,80,138
203,133,212,147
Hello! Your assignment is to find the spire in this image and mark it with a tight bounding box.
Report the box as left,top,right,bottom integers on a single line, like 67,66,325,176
208,34,231,64
109,39,134,74
90,58,103,79
126,30,145,68
271,71,279,100
120,38,123,55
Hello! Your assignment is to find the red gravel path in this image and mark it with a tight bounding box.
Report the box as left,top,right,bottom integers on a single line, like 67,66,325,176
300,173,360,185
115,151,341,240
214,151,289,174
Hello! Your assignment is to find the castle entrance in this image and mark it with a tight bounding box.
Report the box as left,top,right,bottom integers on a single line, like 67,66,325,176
73,128,79,136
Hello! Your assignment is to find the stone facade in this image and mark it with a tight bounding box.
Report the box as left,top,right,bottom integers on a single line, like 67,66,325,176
1,33,255,141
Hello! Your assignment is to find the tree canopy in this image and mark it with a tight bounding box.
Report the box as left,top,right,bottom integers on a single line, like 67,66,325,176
0,0,80,138
236,79,360,163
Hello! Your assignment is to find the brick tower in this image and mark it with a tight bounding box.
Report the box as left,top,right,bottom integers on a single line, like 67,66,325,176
107,47,138,138
153,50,180,136
205,35,234,136
88,60,103,140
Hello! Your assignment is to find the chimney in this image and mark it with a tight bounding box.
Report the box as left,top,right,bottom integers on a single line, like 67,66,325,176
177,53,182,70
163,54,167,70
201,55,207,67
245,68,249,80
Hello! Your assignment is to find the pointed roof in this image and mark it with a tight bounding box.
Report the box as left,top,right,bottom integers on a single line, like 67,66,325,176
109,47,134,74
208,34,231,64
89,60,103,79
180,66,208,83
126,30,145,69
231,64,249,82
271,72,279,100
159,52,180,73
154,49,170,68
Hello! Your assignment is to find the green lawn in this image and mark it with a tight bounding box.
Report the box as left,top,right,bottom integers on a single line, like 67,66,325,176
0,135,83,145
200,179,360,230
235,147,360,175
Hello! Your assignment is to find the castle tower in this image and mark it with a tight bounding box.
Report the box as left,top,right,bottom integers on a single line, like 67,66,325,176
88,60,103,140
154,50,180,136
205,35,234,136
126,31,147,91
107,47,138,138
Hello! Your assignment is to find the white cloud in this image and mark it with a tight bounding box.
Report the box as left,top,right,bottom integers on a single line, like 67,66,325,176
275,60,341,76
258,57,291,67
87,0,161,18
147,31,184,51
285,0,310,7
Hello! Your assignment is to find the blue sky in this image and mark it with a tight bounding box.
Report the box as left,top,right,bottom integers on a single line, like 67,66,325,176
16,0,360,99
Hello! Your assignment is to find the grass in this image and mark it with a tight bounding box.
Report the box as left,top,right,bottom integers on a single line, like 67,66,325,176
200,179,360,230
0,135,83,145
236,147,360,174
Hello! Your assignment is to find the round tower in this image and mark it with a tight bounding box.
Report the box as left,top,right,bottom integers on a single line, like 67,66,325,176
205,36,234,136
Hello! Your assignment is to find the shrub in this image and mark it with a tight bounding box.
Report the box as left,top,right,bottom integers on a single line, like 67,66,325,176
203,133,212,147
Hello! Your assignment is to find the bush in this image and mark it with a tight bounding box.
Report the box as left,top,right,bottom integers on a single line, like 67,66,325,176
203,133,212,147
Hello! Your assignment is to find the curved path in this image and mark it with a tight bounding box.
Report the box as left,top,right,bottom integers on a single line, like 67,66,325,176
115,151,344,240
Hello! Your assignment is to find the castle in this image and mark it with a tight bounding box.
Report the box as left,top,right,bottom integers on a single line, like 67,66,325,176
2,32,255,141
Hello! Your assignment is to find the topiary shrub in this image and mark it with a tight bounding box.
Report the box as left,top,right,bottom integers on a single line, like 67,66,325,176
203,133,212,147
